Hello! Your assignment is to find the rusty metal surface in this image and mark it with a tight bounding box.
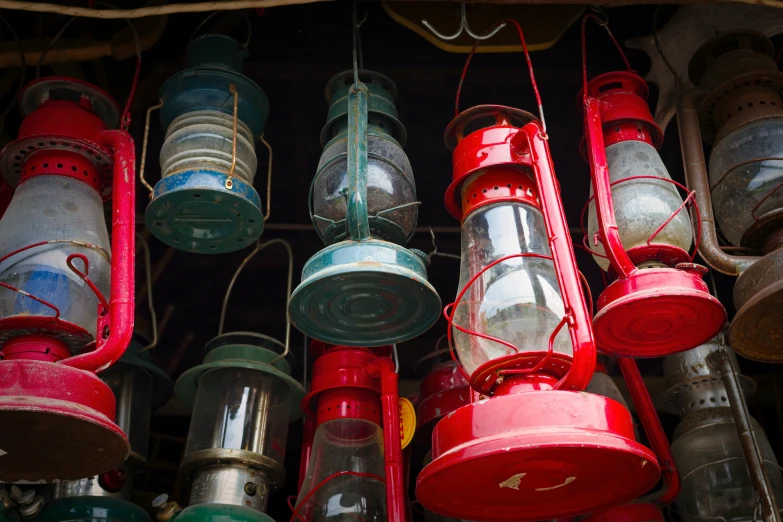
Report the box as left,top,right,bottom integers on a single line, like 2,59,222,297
731,247,783,362
626,4,783,131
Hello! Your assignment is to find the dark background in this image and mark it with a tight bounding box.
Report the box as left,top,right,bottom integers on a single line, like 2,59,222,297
4,2,783,519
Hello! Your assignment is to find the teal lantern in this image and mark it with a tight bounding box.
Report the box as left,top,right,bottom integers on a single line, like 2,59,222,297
144,34,270,254
289,73,441,347
174,333,306,522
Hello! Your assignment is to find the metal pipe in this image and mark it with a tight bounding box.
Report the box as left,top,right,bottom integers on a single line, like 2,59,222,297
676,89,760,275
706,349,781,522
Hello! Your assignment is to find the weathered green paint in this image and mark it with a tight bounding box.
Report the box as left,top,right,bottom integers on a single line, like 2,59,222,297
171,504,274,522
346,82,370,242
35,497,150,522
175,332,305,421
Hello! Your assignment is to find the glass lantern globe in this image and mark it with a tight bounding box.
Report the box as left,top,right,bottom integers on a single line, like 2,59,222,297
453,193,570,376
295,417,387,522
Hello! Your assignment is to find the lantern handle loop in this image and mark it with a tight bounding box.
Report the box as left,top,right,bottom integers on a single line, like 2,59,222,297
62,130,136,373
455,19,546,134
422,0,506,42
225,83,239,190
66,253,110,315
218,238,294,363
365,357,406,522
516,124,596,391
139,101,161,199
582,94,637,279
259,134,273,221
618,357,681,506
580,13,633,103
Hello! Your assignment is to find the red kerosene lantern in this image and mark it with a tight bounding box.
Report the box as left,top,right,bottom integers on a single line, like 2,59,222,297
580,16,725,357
415,21,661,521
0,77,136,482
293,342,409,522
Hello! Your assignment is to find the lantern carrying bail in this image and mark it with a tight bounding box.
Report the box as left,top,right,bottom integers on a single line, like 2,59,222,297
145,33,270,254
580,14,726,358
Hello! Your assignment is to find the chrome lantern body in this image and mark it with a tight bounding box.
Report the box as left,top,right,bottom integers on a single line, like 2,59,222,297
146,34,269,254
295,344,405,522
581,70,725,357
680,31,783,362
175,333,305,522
38,335,173,522
415,104,660,521
289,78,440,347
661,333,783,521
0,77,136,483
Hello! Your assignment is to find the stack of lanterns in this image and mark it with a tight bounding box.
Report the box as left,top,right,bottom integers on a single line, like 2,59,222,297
37,329,172,522
0,77,136,482
415,23,661,520
661,330,783,520
294,341,408,522
580,16,725,358
145,34,269,254
288,70,440,347
679,31,783,361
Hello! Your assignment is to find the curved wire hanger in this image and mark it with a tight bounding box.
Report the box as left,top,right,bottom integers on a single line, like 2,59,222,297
422,0,506,41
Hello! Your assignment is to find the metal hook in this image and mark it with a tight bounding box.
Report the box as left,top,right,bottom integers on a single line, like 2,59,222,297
422,0,506,41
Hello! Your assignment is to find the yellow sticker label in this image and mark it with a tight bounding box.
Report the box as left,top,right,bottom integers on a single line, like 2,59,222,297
398,397,416,449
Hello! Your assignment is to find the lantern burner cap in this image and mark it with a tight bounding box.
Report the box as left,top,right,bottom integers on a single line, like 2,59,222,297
594,266,726,357
20,77,120,129
415,391,660,521
288,240,441,347
0,359,128,483
731,246,783,362
145,171,264,254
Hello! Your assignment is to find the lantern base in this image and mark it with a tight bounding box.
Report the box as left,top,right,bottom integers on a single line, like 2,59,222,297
731,248,783,362
594,266,725,357
288,240,441,347
146,170,264,254
415,391,660,521
0,360,128,483
36,496,151,522
174,504,275,522
580,503,664,522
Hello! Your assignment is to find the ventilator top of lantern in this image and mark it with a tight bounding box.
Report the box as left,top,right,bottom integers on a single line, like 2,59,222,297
159,34,269,138
443,105,539,220
661,327,756,415
0,77,120,199
579,70,663,150
689,31,783,144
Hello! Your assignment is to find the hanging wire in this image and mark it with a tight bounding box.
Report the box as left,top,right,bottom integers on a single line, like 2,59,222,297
218,238,294,364
260,134,273,221
392,343,399,374
427,226,460,262
136,233,158,352
422,0,505,42
353,0,366,70
351,0,359,87
189,10,252,47
454,19,547,133
35,16,77,78
653,5,682,88
139,102,162,197
580,13,633,104
0,13,25,126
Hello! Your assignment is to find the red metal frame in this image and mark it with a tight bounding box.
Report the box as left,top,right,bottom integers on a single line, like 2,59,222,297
297,345,405,522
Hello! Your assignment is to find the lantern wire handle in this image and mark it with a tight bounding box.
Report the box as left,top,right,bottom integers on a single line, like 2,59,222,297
422,0,505,42
580,13,633,105
427,226,461,261
218,238,294,363
66,254,110,314
260,134,273,221
190,10,253,48
392,343,399,374
454,19,547,134
136,233,158,352
226,83,239,190
139,102,162,199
